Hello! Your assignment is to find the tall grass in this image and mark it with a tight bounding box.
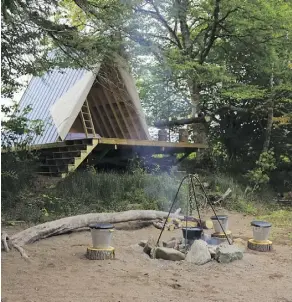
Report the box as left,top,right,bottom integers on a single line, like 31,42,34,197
52,168,187,213
2,164,279,223
2,168,188,222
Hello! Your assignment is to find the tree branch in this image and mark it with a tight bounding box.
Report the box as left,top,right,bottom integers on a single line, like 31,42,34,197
135,3,182,49
176,0,191,50
200,0,221,64
219,7,240,23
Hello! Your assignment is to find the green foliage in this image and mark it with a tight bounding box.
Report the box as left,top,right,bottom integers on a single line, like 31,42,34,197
2,0,292,222
258,210,292,228
1,102,44,216
2,169,188,222
1,103,44,150
246,151,277,190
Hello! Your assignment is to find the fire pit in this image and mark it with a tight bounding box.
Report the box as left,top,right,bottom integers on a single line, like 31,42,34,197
248,221,272,252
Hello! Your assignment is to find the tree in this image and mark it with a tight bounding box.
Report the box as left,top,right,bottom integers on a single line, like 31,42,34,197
129,0,292,142
1,0,124,98
1,103,45,213
2,0,292,167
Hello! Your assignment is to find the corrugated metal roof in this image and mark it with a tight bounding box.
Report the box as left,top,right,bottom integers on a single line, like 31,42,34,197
18,68,86,145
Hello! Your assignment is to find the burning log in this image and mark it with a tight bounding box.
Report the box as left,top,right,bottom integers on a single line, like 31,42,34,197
154,217,213,230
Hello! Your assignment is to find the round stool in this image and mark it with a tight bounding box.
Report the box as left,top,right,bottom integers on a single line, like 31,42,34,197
86,246,115,260
247,239,273,252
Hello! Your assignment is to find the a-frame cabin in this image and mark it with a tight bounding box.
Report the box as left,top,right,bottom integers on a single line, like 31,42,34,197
16,55,207,177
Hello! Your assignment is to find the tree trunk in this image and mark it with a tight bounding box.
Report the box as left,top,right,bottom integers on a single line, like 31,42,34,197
262,99,274,153
187,80,208,144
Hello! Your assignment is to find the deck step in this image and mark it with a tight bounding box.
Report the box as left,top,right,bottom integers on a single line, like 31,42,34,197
52,150,86,158
39,145,88,154
46,157,77,165
37,171,67,178
65,138,94,146
39,164,76,173
37,138,98,177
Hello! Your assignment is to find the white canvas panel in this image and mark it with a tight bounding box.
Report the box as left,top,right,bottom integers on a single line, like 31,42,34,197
50,66,100,140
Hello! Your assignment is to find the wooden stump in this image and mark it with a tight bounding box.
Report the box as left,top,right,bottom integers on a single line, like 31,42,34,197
211,230,233,241
86,246,115,260
247,239,273,252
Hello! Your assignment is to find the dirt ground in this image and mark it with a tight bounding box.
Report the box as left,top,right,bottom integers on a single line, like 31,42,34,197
1,211,292,302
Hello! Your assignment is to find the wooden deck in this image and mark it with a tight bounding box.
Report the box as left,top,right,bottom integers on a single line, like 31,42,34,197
28,138,207,152
3,138,207,177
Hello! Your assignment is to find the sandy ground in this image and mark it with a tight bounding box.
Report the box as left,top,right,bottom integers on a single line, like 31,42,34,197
1,212,292,302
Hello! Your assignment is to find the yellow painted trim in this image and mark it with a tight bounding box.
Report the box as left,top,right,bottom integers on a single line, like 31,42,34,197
248,239,272,245
87,246,115,251
98,138,207,149
212,231,232,236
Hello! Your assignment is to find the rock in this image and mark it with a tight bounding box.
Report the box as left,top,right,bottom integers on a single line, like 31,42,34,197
143,236,156,256
162,239,179,249
185,240,211,265
153,221,164,229
152,247,185,261
208,245,217,258
206,237,227,245
233,238,247,252
178,245,187,254
138,240,147,248
215,243,243,263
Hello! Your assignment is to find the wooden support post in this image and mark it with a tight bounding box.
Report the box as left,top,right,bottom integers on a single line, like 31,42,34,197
87,148,111,166
100,86,127,139
103,67,136,139
87,95,106,137
95,85,119,138
90,94,112,137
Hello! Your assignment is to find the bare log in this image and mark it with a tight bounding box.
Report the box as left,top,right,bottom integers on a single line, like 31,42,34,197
213,188,232,205
154,116,207,128
1,231,10,252
2,231,30,261
13,245,31,262
9,210,184,249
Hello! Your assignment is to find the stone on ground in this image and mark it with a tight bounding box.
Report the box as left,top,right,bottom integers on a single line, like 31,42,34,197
207,245,217,258
162,239,179,249
185,239,211,265
151,247,185,261
215,243,243,263
138,240,147,248
143,236,156,256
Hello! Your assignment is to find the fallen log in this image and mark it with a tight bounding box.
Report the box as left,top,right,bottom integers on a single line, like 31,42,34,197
212,188,232,205
2,210,184,260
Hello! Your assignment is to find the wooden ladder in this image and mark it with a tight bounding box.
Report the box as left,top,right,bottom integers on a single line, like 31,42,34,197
80,99,96,138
